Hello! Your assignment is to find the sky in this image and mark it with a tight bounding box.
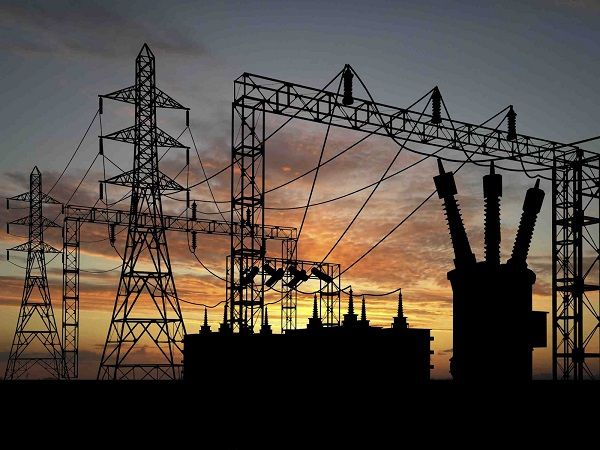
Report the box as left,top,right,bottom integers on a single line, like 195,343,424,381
0,0,598,379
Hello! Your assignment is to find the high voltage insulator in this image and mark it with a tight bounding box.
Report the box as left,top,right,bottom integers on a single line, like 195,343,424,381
433,159,476,269
507,105,517,141
311,266,333,284
186,190,190,209
431,87,442,124
240,265,259,286
109,223,116,246
186,148,189,166
186,109,189,127
99,137,103,155
99,182,103,200
483,162,502,267
99,96,103,114
191,230,197,252
342,65,354,106
191,201,197,220
287,264,309,288
264,264,284,287
508,179,544,268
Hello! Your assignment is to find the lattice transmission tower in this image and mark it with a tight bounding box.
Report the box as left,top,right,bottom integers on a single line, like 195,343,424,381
5,167,64,380
97,44,189,380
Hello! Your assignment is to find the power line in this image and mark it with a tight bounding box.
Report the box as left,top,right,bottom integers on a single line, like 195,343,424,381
47,109,99,195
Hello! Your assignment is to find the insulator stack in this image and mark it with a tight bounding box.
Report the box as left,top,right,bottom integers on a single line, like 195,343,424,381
433,159,476,269
191,230,197,252
431,87,442,124
287,265,309,288
342,65,354,106
507,105,517,141
185,109,189,127
508,179,545,268
99,96,103,115
311,266,333,283
191,201,197,221
483,162,502,267
99,182,104,200
99,137,103,155
109,223,116,246
241,265,259,286
264,264,284,287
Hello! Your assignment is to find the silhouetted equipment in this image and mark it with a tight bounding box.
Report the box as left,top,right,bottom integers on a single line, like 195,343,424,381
431,87,442,125
235,70,599,379
483,163,502,267
311,266,333,284
392,290,408,330
200,308,212,335
191,230,197,252
191,201,197,221
260,307,272,335
307,294,323,330
507,106,517,141
434,159,476,269
241,266,260,287
342,65,354,106
508,179,545,269
184,291,433,383
237,70,598,379
359,295,370,327
6,49,597,382
343,288,358,327
286,264,310,288
263,264,284,287
5,167,64,380
435,166,547,381
59,202,296,378
97,44,190,380
108,222,116,246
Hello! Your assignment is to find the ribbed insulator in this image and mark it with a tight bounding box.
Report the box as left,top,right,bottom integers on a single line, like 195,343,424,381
443,196,476,268
507,106,517,141
431,88,442,124
109,223,116,246
191,230,197,252
484,195,501,267
342,66,354,106
191,201,197,221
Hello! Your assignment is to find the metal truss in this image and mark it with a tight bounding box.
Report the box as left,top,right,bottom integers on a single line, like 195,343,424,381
61,204,296,378
5,167,64,380
233,69,599,379
97,44,189,380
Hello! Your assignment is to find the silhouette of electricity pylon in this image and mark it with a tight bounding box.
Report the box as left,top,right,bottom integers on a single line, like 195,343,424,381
97,44,189,380
5,167,64,380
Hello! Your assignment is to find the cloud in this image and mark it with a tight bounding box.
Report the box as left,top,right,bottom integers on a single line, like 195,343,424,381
0,1,206,58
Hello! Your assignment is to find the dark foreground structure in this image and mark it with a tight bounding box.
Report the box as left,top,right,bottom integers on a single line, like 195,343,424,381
434,161,547,382
184,291,433,382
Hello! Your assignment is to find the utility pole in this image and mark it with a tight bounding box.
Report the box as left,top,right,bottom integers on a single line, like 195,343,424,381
5,167,63,380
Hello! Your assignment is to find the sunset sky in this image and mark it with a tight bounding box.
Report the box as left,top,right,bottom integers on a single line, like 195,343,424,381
1,0,599,379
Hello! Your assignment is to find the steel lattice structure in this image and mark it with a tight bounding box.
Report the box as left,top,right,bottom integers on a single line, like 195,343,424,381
5,167,64,379
61,204,296,378
97,44,189,380
232,70,599,380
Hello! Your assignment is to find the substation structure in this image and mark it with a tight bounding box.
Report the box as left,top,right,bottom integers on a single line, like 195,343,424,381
230,69,598,380
4,44,598,381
